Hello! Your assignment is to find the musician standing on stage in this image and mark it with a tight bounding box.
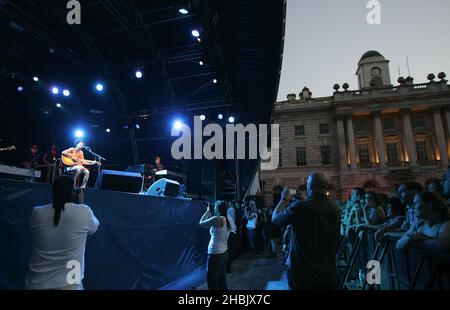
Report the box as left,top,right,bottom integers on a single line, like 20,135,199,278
23,144,41,169
62,140,90,189
143,156,164,190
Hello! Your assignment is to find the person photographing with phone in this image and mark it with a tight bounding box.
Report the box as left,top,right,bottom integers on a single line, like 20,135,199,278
199,201,236,290
272,172,340,290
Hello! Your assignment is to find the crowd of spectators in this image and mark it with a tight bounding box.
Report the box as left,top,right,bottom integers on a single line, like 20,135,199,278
201,168,450,290
341,170,450,254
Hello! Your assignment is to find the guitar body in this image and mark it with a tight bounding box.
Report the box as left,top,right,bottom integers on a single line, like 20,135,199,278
61,155,100,167
61,155,78,167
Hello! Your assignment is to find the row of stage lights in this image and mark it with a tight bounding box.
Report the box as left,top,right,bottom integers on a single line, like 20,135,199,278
15,7,216,99
72,115,236,140
16,6,232,139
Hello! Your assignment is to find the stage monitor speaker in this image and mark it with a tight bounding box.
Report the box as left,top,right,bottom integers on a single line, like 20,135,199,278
95,170,143,193
146,178,180,197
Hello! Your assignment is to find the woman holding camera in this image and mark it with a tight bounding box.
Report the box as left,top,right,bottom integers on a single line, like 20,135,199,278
199,201,236,290
25,176,99,290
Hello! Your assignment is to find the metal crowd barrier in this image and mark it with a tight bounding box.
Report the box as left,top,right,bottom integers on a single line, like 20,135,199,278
336,227,450,290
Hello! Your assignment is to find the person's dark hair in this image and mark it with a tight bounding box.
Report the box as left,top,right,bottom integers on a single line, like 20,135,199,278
154,156,161,161
402,181,424,193
387,197,404,216
365,191,381,206
378,193,389,206
215,200,231,230
428,178,443,192
52,176,74,226
416,191,450,221
353,187,365,199
74,138,84,147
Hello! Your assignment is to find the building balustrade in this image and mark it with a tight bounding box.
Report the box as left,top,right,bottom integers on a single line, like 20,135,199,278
386,161,410,168
358,162,380,169
417,160,441,167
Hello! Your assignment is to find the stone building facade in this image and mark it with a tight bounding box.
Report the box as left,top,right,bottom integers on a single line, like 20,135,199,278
261,51,450,206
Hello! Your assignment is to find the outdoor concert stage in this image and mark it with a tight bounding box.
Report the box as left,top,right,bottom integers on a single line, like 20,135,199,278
0,179,210,290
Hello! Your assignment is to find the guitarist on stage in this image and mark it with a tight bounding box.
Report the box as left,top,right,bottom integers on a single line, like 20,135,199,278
62,139,98,189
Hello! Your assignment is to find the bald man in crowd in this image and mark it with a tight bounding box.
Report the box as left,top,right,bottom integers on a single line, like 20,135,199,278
272,172,340,290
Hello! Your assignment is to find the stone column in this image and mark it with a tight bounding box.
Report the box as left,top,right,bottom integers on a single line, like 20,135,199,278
445,109,450,138
346,115,357,170
445,109,450,159
373,111,386,168
433,108,449,167
336,115,348,170
401,109,417,166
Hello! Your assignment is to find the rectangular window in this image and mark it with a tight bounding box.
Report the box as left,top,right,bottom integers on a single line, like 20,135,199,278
321,146,332,166
386,143,399,163
358,145,370,164
319,123,330,135
416,141,429,161
295,125,305,136
383,118,394,131
411,116,425,130
355,119,369,134
296,147,307,166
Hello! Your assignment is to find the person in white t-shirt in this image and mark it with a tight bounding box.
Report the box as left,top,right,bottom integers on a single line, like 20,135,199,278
199,201,236,290
25,176,99,290
245,199,258,255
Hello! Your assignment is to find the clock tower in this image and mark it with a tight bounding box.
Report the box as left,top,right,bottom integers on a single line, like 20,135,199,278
356,50,392,89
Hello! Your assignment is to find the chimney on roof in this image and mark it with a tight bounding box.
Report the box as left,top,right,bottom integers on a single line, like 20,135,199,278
300,87,312,100
287,93,296,101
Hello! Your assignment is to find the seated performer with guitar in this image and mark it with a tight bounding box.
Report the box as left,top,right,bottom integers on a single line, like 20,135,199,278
61,139,100,189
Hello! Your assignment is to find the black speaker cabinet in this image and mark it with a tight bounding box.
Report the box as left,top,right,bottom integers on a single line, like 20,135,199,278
95,170,143,193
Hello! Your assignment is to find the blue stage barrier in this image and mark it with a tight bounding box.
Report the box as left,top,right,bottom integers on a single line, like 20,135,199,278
0,179,210,290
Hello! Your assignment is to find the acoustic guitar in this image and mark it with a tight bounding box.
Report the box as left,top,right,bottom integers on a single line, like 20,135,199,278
61,154,101,167
0,146,16,152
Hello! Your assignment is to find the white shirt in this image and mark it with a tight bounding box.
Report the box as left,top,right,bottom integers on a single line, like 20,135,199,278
25,203,99,289
227,207,237,234
208,216,237,255
246,213,258,230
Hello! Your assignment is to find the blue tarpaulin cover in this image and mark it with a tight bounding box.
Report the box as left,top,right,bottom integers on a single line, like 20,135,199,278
0,179,209,289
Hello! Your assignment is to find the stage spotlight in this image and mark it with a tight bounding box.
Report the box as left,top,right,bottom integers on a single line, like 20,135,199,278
96,83,104,92
228,116,235,123
63,89,70,97
179,8,189,14
75,129,85,138
199,61,204,66
135,70,143,79
213,79,218,84
174,120,183,130
218,114,224,120
200,115,206,121
135,124,140,130
33,76,39,82
51,87,59,95
106,128,111,133
56,103,62,108
17,86,24,92
191,30,200,38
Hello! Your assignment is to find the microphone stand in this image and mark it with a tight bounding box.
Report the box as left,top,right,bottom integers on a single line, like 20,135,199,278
84,147,106,170
84,147,106,162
